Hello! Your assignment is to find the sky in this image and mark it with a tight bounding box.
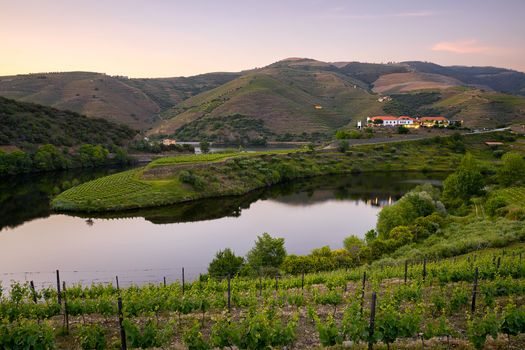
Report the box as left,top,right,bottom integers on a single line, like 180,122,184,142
1,0,524,77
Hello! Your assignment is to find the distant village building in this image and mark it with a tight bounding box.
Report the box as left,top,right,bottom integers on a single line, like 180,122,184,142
314,104,323,109
357,120,362,129
377,96,392,103
367,115,450,128
162,138,177,146
484,141,504,147
420,116,450,127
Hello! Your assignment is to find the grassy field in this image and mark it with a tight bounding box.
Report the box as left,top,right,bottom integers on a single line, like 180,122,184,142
51,132,520,212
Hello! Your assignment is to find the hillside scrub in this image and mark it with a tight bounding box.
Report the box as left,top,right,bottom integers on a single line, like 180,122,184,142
0,143,131,176
51,132,515,212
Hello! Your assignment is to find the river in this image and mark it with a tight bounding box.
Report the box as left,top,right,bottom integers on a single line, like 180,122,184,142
0,167,446,289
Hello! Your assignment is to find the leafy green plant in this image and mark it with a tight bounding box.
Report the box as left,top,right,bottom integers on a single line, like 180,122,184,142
77,324,107,350
183,321,211,350
316,314,342,346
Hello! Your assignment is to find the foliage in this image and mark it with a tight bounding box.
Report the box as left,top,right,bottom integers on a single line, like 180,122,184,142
122,318,172,348
0,96,136,149
498,152,525,186
467,310,500,349
199,141,211,154
183,322,211,350
246,233,287,275
0,318,55,350
377,185,443,238
443,153,484,207
337,140,350,153
77,324,106,350
207,248,244,278
397,125,409,134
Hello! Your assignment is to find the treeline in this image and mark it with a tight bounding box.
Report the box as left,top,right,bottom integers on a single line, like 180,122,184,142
0,144,131,176
130,140,195,154
0,96,137,149
205,150,525,278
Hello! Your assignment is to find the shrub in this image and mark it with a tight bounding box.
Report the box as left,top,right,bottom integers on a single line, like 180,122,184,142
246,233,287,275
337,140,349,153
443,153,484,204
498,152,525,186
179,170,205,190
78,324,106,350
207,248,244,278
485,196,507,217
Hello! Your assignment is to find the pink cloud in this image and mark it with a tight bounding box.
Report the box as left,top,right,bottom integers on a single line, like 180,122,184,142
431,39,495,54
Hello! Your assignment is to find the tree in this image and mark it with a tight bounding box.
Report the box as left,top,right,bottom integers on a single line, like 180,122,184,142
397,126,409,134
34,144,67,171
376,188,441,238
343,235,365,265
343,235,365,255
498,152,525,186
443,153,484,204
246,233,286,275
207,248,244,278
200,141,210,154
337,140,349,153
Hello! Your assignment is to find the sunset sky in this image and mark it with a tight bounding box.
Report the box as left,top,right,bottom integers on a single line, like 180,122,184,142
1,0,524,77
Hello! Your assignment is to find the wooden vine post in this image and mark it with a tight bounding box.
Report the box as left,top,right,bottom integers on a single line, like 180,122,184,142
56,269,62,305
118,297,127,350
368,292,377,350
471,267,479,314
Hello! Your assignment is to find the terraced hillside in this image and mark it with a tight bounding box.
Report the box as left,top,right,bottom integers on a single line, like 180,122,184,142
432,88,525,128
2,59,524,136
0,72,239,129
52,132,516,212
150,59,384,142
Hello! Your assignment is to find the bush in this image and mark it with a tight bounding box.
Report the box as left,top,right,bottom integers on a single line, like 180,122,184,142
337,140,349,153
0,319,55,349
179,170,205,190
377,187,442,238
485,196,508,217
207,248,244,278
498,152,525,186
246,233,287,275
390,226,414,245
443,153,484,204
397,126,409,134
78,324,107,350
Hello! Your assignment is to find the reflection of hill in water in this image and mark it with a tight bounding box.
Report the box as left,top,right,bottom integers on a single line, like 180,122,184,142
0,167,132,231
74,172,446,225
0,170,446,231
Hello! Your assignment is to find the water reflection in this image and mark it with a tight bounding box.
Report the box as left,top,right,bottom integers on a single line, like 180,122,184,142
0,167,133,231
67,172,444,225
0,170,446,287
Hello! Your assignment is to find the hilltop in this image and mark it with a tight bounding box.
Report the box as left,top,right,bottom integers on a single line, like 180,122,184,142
1,59,525,139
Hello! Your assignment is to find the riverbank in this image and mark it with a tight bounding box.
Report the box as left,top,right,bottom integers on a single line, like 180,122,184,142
51,132,521,212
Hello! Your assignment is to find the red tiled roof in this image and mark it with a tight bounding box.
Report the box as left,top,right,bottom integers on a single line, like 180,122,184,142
421,116,448,122
370,116,398,120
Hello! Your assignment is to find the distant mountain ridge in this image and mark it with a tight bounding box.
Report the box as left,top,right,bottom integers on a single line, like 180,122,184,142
1,58,524,141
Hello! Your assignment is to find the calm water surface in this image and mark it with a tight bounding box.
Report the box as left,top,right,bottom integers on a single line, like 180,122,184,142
0,169,445,288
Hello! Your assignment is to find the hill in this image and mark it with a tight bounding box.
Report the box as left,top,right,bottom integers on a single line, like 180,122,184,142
0,72,239,129
0,96,137,148
150,59,384,143
1,59,524,138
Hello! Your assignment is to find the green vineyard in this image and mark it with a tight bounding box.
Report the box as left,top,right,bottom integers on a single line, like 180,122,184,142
2,245,525,349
